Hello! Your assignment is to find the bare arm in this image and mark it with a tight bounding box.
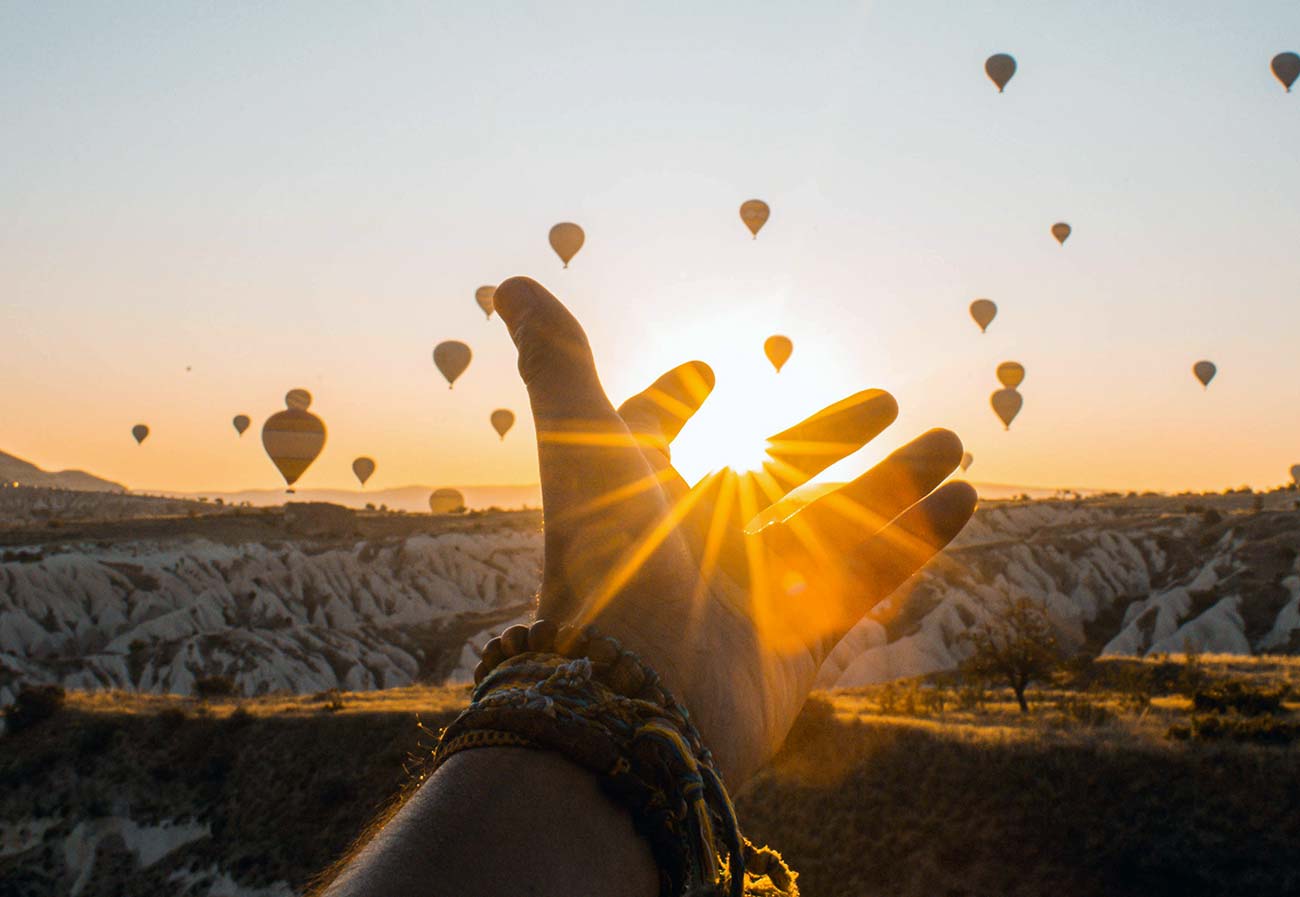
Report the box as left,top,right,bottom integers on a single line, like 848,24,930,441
320,750,657,897
315,275,975,894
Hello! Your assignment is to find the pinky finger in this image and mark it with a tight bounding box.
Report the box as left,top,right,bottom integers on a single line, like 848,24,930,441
836,481,977,638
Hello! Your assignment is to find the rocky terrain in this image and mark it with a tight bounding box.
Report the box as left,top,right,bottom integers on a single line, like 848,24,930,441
4,487,1300,709
0,502,542,708
820,490,1300,686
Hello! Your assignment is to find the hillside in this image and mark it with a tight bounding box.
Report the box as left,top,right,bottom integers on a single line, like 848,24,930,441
3,490,1300,708
1,657,1297,896
0,507,543,707
0,451,124,494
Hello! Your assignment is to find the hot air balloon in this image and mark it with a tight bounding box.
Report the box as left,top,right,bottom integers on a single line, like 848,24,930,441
991,388,1023,430
985,54,1016,92
739,200,770,238
475,285,496,318
970,299,997,333
352,457,375,486
548,223,585,268
433,341,472,388
996,362,1025,388
490,409,515,440
429,488,466,515
1273,52,1300,92
1051,223,1071,245
132,424,149,444
261,408,326,489
764,335,793,373
285,389,312,411
232,415,250,436
960,452,974,472
1193,360,1217,389
1291,464,1300,487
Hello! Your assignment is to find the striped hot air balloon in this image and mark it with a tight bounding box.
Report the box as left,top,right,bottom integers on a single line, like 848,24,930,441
262,408,326,488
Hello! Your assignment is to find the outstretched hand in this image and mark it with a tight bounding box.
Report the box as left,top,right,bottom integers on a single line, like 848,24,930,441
494,276,977,785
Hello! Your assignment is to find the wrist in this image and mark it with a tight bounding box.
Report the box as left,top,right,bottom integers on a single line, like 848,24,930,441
589,597,772,786
453,620,796,896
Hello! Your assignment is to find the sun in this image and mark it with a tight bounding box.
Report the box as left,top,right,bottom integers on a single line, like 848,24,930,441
669,349,808,485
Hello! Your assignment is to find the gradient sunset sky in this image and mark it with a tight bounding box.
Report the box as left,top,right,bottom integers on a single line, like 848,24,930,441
3,2,1299,495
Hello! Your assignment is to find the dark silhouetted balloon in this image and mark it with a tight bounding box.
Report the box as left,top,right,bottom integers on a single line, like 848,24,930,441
739,200,770,238
970,299,997,333
429,488,466,514
1193,360,1216,389
232,415,250,436
985,54,1016,92
1291,464,1300,486
490,409,515,440
1051,223,1071,245
764,335,793,373
997,362,1025,388
132,424,149,444
475,286,495,318
960,452,974,472
285,389,312,411
548,223,585,268
1272,52,1300,91
262,409,326,487
352,456,375,486
433,341,472,388
991,388,1023,430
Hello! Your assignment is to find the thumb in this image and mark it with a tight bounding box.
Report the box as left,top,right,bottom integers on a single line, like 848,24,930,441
494,276,616,423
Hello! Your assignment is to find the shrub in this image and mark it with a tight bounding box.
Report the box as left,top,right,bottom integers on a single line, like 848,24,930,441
1055,696,1115,727
1169,714,1300,745
1179,643,1208,695
316,689,345,713
158,706,188,730
956,678,987,711
899,681,921,715
194,675,238,700
1113,663,1154,714
3,685,66,734
921,685,948,715
877,682,898,714
1192,681,1287,717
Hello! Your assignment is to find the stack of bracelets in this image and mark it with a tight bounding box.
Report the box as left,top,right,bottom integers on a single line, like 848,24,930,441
429,618,798,897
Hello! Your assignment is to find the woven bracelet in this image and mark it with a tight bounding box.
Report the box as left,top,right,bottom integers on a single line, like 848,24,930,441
429,619,797,897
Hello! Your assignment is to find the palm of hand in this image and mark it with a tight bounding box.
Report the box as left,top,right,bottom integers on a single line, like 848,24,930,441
494,277,976,785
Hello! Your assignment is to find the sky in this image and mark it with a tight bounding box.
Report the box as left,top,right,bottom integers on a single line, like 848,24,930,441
2,1,1299,496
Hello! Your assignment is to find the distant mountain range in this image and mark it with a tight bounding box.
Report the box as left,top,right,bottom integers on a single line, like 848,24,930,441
160,481,1084,515
158,484,542,512
1,445,1094,513
0,450,124,493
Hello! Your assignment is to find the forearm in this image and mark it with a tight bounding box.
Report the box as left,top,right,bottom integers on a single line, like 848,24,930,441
320,748,658,897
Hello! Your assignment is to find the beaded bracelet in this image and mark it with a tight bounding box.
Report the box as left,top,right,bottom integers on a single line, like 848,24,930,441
430,619,797,897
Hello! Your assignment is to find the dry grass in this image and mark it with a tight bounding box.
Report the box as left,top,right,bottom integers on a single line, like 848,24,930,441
66,683,473,719
3,658,1298,896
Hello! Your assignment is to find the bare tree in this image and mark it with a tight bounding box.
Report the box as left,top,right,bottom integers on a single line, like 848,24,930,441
961,596,1060,713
